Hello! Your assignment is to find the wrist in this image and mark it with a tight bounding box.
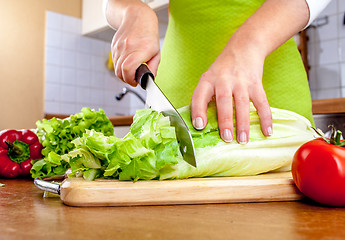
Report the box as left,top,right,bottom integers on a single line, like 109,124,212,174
227,30,270,59
124,3,158,26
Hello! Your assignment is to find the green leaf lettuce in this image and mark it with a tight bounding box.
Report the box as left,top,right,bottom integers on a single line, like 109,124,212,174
30,108,114,178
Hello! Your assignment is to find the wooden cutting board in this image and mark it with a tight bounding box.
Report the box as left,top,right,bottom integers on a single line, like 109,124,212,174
59,172,303,207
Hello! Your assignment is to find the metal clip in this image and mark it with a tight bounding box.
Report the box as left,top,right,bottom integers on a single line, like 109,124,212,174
34,178,61,195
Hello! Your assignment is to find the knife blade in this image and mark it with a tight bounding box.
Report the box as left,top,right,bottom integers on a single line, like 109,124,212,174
135,64,197,167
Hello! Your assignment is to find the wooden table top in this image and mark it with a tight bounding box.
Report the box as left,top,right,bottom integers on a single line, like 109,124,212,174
1,178,345,240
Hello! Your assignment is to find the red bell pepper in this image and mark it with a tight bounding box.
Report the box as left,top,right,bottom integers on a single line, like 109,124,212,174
0,129,43,178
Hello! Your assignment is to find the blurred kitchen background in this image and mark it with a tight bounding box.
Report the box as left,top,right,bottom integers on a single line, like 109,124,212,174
1,0,345,133
307,0,345,100
44,10,134,116
44,1,168,117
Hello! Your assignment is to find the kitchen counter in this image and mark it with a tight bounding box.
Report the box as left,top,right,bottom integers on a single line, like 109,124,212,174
44,113,134,126
312,98,345,114
1,179,345,240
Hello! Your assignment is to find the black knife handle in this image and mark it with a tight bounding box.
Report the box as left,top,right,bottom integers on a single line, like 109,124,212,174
135,63,154,90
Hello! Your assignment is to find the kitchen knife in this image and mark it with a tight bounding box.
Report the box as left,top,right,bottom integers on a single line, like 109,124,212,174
135,63,197,167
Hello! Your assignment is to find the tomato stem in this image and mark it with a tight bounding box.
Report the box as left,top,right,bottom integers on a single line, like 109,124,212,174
329,125,336,144
312,125,344,147
336,130,342,145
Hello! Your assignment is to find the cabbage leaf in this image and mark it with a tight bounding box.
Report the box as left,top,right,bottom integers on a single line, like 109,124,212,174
60,102,314,181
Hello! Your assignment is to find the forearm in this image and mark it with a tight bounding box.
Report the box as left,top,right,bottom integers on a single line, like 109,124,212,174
226,0,309,58
105,0,155,29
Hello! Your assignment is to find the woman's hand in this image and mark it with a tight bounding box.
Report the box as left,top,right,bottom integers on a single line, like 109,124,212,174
191,37,272,144
110,3,160,86
191,0,310,144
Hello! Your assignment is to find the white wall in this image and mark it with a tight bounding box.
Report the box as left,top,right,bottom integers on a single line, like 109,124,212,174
44,11,145,116
307,0,345,99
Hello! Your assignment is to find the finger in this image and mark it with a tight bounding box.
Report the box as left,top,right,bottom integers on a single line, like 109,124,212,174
147,52,161,77
191,72,215,130
111,25,124,48
111,37,124,81
114,52,123,80
120,55,140,87
111,49,119,78
121,50,158,87
111,32,119,58
233,88,250,144
215,80,234,143
112,49,119,76
112,34,136,81
250,87,272,136
114,48,144,85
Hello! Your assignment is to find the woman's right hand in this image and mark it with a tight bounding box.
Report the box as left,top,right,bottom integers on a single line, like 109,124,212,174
110,3,161,86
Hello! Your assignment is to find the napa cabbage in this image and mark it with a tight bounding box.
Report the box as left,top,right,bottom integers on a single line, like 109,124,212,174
59,102,315,181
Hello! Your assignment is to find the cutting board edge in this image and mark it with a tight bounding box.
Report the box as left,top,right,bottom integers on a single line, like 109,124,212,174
62,196,304,207
60,172,303,207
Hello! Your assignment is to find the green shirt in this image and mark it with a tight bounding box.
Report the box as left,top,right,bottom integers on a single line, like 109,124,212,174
156,0,314,125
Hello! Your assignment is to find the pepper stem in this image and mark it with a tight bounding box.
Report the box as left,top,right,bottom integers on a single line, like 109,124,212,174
5,141,23,156
5,140,31,164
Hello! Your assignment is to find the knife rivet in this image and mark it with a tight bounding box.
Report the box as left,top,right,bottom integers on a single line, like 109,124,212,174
182,146,187,153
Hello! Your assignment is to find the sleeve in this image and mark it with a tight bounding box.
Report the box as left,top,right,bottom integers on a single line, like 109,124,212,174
304,0,332,28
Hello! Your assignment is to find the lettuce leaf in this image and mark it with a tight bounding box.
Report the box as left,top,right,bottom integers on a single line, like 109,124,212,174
30,108,114,178
30,152,69,178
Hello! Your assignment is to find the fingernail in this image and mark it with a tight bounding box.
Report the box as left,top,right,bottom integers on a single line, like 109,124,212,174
193,117,204,130
222,129,233,142
266,126,273,136
239,131,247,144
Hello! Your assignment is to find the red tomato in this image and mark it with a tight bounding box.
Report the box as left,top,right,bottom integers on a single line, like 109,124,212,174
292,138,345,207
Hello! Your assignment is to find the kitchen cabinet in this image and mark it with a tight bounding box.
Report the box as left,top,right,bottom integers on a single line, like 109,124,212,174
82,0,113,42
82,0,169,42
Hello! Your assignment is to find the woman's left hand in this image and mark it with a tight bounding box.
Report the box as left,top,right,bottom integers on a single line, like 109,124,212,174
191,37,272,144
190,0,311,144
